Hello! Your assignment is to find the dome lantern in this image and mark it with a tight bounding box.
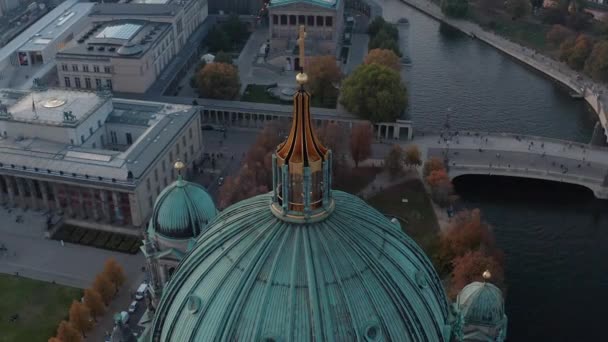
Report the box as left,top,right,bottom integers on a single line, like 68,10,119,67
271,25,334,222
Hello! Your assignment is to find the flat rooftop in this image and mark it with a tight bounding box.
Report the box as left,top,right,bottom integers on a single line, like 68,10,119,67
5,88,107,126
18,2,95,53
57,20,171,59
89,2,181,17
0,95,195,184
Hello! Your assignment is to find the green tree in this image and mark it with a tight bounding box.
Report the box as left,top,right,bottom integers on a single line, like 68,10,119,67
584,41,608,81
222,14,249,44
207,26,231,52
364,48,401,71
340,64,407,122
306,55,341,104
197,63,240,100
504,0,531,19
214,51,233,64
384,144,404,178
368,28,401,57
368,16,388,36
441,0,469,18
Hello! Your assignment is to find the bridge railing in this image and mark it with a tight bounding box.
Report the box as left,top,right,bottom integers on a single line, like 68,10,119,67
417,130,608,152
450,164,604,185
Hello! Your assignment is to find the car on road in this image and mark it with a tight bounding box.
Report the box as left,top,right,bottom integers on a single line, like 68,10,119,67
128,301,138,313
218,177,224,186
135,282,147,301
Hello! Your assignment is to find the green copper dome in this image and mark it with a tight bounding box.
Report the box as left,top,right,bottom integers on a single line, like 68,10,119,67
456,281,505,326
149,191,453,341
148,177,217,239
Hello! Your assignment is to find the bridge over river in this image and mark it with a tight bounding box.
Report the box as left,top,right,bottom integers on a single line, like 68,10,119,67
414,132,608,199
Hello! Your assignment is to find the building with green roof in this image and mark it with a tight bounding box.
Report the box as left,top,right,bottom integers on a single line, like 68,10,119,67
141,160,217,308
455,271,507,341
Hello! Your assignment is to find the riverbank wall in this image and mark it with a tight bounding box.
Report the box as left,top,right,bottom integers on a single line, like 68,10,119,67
396,0,608,143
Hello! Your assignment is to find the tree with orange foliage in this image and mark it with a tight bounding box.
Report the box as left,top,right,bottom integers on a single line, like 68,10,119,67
435,209,502,275
404,145,422,168
92,273,116,305
103,258,126,291
196,62,240,100
56,320,81,342
306,55,341,104
426,169,450,187
449,250,505,299
423,157,445,177
69,300,93,337
48,338,62,342
364,48,401,71
350,123,373,168
83,288,105,321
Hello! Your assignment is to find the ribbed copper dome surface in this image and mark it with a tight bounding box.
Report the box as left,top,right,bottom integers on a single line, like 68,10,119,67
150,191,453,341
456,281,506,326
148,178,217,239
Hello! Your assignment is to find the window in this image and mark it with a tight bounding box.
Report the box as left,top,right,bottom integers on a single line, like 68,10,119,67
176,18,183,33
64,77,71,87
176,144,180,155
162,161,166,173
316,16,324,26
298,15,305,24
72,64,78,72
126,132,133,145
74,77,81,88
93,65,100,73
182,136,186,147
190,145,194,155
289,15,296,25
273,15,278,25
110,131,117,144
156,186,160,197
281,15,287,25
80,135,85,143
184,152,188,163
326,16,333,27
307,16,314,26
61,64,68,71
95,79,102,88
106,79,112,90
100,134,104,146
169,152,173,163
164,177,168,187
89,127,93,135
154,169,158,182
104,66,111,74
85,77,91,89
83,65,89,72
189,127,193,139
70,139,74,145
97,120,101,128
148,196,153,208
146,178,151,191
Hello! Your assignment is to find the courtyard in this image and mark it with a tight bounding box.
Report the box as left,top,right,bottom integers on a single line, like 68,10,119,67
0,274,81,342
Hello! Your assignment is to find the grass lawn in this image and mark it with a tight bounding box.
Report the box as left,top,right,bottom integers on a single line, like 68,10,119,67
0,274,81,342
241,84,338,109
333,167,382,195
367,179,440,255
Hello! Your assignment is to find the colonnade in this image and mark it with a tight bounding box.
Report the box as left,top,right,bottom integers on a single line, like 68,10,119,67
0,174,129,225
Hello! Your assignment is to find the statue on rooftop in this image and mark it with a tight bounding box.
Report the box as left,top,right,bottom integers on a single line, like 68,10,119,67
63,111,76,122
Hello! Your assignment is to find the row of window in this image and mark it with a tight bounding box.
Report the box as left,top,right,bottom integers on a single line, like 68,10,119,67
69,120,104,145
61,63,111,74
272,15,333,27
64,76,112,90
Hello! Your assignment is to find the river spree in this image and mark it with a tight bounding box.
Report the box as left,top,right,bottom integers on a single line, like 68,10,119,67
383,1,608,340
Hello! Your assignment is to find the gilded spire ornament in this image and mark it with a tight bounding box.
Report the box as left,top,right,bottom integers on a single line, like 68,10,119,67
295,25,308,86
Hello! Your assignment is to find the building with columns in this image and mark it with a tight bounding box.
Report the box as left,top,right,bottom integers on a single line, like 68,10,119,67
268,0,344,69
0,87,203,233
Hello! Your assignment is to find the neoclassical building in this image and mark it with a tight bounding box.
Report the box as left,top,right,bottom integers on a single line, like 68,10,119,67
0,87,203,233
141,161,217,309
268,0,344,69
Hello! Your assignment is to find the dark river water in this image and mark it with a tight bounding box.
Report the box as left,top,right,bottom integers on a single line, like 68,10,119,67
397,4,608,341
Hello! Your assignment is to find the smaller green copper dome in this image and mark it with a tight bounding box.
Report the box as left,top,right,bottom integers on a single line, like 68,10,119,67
456,281,505,326
148,177,217,239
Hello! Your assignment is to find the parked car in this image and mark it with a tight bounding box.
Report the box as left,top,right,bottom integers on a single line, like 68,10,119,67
135,282,147,301
119,311,129,324
128,301,138,313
